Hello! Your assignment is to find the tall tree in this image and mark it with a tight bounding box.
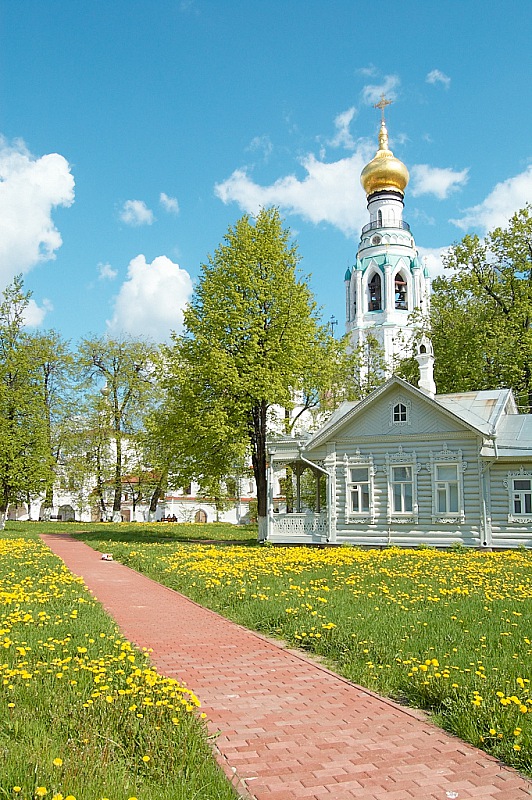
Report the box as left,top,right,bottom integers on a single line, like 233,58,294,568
78,336,158,522
163,207,333,540
0,277,51,528
428,205,532,408
31,330,75,518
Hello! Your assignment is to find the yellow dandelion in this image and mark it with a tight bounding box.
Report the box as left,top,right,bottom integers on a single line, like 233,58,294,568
13,789,22,795
35,789,48,798
142,755,150,762
52,758,63,767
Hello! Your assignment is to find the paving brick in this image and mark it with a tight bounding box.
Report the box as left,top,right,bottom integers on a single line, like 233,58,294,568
42,534,532,800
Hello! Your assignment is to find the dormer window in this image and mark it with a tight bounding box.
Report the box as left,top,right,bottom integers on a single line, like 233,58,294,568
393,403,408,423
368,273,382,311
394,273,408,310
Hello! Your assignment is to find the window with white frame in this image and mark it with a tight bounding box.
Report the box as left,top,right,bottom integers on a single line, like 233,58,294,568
512,477,532,516
391,465,413,513
389,398,411,427
385,448,419,523
504,471,532,522
344,453,374,522
426,445,466,523
393,402,408,423
349,467,370,513
435,463,460,514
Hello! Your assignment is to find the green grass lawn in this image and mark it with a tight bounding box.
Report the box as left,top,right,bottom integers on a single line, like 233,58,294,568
69,526,532,778
6,519,257,545
0,525,239,800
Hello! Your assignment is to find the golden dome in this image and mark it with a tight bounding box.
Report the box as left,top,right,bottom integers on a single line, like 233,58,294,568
360,121,409,196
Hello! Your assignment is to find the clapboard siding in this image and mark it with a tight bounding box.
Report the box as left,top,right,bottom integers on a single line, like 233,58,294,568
489,462,532,548
324,435,483,547
268,378,532,549
333,391,468,440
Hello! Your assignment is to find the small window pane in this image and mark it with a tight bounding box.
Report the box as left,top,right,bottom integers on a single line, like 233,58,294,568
393,487,403,512
436,465,458,481
404,484,413,511
350,467,368,482
393,403,407,423
526,494,532,514
514,496,522,514
514,479,531,491
393,466,411,481
437,487,446,513
449,484,459,513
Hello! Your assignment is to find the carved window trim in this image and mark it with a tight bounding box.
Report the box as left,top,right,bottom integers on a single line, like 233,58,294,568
389,397,412,428
503,467,532,523
425,444,467,524
344,451,375,524
384,446,420,524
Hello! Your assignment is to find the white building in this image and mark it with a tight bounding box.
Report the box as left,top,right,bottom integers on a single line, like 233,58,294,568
345,99,431,370
265,101,532,549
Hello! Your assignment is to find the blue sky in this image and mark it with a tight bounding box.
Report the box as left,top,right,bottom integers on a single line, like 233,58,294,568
1,0,531,343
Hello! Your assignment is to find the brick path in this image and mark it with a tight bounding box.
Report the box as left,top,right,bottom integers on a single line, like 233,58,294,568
42,534,532,800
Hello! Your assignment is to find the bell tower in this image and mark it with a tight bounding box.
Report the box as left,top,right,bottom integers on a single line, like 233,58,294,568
345,97,431,372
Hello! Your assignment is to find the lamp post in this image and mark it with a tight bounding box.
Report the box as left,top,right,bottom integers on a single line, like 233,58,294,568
328,315,338,337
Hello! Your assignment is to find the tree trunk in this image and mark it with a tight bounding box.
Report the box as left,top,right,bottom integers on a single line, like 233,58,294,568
251,400,268,541
0,510,5,531
112,401,122,516
149,468,167,519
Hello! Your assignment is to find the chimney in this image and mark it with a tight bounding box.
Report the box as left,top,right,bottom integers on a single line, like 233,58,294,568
415,338,436,398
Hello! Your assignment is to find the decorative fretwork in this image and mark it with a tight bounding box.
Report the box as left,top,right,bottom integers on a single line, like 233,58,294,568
271,513,328,539
388,397,412,428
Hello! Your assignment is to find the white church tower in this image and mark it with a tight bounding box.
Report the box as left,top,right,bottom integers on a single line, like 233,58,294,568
345,97,431,370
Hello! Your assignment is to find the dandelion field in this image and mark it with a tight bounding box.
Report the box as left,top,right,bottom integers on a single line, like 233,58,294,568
0,530,238,800
73,529,532,777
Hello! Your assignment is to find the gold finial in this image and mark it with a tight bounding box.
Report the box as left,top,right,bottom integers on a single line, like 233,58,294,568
374,94,393,123
360,94,409,196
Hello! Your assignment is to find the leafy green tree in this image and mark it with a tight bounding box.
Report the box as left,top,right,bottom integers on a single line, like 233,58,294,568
428,205,532,408
163,207,334,540
60,392,116,521
31,330,75,518
78,336,158,522
0,277,51,528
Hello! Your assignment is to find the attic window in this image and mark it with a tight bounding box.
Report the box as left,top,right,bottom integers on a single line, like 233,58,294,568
393,403,408,424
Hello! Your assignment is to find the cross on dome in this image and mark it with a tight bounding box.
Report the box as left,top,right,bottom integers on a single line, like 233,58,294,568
374,95,393,123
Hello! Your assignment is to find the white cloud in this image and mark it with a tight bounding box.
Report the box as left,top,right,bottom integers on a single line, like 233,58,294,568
450,165,532,233
416,246,452,280
107,254,193,342
97,262,117,281
361,74,400,106
426,69,451,89
0,137,74,288
247,135,273,160
119,199,154,226
357,64,378,78
410,164,469,199
328,107,358,150
23,297,53,328
215,146,373,237
160,192,180,215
